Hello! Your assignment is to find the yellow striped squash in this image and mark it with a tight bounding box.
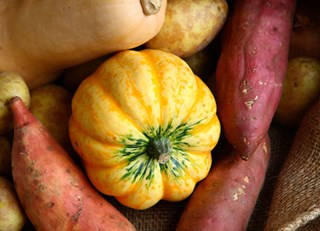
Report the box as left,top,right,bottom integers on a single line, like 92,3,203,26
69,49,220,210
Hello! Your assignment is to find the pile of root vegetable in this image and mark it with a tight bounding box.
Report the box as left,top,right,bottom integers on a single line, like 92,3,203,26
0,0,319,230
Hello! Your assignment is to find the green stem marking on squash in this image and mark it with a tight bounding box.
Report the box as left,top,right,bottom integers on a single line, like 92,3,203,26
118,120,202,187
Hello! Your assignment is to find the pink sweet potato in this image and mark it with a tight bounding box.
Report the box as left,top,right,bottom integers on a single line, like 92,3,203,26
176,136,270,231
215,0,296,159
10,96,136,231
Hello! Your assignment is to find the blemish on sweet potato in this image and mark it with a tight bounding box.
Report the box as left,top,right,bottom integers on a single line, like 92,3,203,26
71,207,83,223
241,80,252,94
19,151,28,155
45,202,55,208
258,81,267,86
262,142,268,154
241,154,249,161
17,122,30,129
251,46,257,55
46,145,54,151
70,179,79,187
233,186,246,201
109,214,117,220
245,96,259,109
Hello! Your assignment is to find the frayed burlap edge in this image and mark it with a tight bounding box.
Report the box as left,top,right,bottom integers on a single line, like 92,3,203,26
278,205,320,231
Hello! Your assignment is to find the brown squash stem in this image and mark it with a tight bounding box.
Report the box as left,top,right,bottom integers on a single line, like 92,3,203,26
147,137,172,164
140,0,162,15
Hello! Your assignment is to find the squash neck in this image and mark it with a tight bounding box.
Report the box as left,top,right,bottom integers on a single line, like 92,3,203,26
147,137,171,164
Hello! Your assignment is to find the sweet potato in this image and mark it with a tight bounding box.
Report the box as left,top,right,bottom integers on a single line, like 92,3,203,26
10,96,136,231
215,0,296,159
176,136,270,231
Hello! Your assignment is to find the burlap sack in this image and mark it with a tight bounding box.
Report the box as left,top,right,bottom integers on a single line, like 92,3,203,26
264,99,320,231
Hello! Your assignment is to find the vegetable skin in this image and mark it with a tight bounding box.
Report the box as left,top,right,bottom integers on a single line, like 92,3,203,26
215,0,296,159
10,96,136,231
176,135,270,231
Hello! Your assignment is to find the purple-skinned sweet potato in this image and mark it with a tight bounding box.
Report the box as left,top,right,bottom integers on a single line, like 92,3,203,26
176,135,270,231
215,0,296,159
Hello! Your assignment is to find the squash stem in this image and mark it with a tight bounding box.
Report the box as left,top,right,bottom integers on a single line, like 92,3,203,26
140,0,162,16
147,137,171,164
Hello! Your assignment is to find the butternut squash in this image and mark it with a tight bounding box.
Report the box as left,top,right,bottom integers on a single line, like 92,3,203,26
0,0,166,89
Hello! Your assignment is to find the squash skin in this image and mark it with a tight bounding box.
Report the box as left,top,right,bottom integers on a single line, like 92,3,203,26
69,49,221,210
0,0,167,89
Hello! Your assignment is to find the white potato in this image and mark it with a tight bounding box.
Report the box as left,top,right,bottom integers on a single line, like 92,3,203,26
0,72,30,135
274,57,320,128
0,176,26,231
145,0,228,58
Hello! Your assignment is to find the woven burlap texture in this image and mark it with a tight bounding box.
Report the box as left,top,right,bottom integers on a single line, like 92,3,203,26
264,99,320,231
